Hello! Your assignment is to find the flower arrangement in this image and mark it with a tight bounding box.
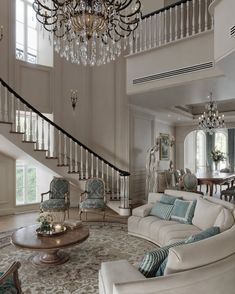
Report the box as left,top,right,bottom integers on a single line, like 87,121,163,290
210,149,226,163
37,212,53,232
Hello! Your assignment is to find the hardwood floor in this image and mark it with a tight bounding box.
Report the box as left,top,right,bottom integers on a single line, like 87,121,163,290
0,208,127,233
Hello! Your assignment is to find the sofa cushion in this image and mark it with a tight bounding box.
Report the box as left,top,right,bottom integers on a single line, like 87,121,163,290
160,194,181,205
150,202,173,220
170,199,196,224
138,241,185,278
164,189,202,201
185,226,220,243
214,208,234,232
192,198,222,230
132,203,154,218
203,196,235,210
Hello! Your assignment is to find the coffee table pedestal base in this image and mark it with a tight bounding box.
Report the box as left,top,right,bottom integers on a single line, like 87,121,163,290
32,250,69,266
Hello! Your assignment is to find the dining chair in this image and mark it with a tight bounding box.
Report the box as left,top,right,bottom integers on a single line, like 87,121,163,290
0,261,22,293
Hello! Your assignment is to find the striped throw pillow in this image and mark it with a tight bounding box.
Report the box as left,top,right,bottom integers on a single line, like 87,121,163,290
138,241,185,278
150,201,173,220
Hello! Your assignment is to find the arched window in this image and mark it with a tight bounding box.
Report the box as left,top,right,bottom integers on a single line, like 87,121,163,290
15,0,53,66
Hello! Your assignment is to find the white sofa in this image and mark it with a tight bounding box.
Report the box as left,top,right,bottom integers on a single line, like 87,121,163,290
99,190,235,294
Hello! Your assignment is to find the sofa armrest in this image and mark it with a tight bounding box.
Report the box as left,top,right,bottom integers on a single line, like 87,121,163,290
132,204,154,217
99,260,145,294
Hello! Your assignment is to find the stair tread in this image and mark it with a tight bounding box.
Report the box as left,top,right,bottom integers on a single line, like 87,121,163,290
22,140,37,143
10,131,25,134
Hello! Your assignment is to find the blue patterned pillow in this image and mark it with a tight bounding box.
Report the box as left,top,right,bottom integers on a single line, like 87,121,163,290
160,194,181,205
185,226,220,244
150,201,173,220
170,199,196,224
138,241,185,278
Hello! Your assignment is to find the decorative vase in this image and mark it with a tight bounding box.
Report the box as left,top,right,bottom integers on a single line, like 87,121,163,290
214,161,220,174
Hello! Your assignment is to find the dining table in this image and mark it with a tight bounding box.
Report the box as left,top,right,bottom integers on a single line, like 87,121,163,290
196,171,235,196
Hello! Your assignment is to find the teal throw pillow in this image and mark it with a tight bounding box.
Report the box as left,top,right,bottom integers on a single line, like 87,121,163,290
150,201,173,220
160,194,181,205
171,199,196,224
138,241,185,278
185,226,220,244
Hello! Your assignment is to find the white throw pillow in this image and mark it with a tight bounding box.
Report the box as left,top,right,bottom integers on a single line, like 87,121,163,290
214,208,234,232
192,198,222,230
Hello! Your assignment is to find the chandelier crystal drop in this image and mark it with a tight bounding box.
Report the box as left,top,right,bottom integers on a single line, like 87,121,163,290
198,92,225,135
33,0,142,66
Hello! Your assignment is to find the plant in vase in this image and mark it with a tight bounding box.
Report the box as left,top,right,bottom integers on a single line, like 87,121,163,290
37,212,53,233
210,149,226,171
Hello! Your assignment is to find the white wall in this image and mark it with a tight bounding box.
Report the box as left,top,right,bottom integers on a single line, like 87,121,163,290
141,0,164,15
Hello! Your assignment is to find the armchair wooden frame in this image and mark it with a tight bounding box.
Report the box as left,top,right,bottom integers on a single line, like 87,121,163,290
41,190,70,220
0,261,22,293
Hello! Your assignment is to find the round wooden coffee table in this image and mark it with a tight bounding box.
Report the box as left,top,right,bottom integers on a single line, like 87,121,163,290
11,224,89,266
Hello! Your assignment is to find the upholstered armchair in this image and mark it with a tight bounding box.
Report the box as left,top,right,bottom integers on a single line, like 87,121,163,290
79,178,106,221
0,261,22,293
40,177,70,219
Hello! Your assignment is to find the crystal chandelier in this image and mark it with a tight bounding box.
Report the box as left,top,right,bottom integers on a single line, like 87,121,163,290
33,0,142,66
198,92,225,135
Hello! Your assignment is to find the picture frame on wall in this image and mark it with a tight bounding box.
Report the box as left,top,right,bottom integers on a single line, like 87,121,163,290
159,133,169,160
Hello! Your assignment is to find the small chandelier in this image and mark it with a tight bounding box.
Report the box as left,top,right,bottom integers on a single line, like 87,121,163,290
33,0,141,66
198,92,225,135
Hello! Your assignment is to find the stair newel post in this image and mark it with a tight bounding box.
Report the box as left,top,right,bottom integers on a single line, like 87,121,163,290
116,170,120,200
74,142,78,173
91,153,94,178
41,118,45,149
4,87,8,122
180,2,184,39
80,146,84,179
69,138,72,172
23,104,27,141
58,130,62,165
119,175,130,216
96,157,99,177
63,134,67,165
29,109,33,141
205,0,208,31
192,0,195,35
198,0,202,33
85,149,89,179
17,98,21,132
47,123,51,157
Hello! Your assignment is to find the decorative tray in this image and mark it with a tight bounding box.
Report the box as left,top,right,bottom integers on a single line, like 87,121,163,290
36,226,67,237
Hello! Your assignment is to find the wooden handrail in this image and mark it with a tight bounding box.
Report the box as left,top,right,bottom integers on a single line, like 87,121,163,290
0,78,130,176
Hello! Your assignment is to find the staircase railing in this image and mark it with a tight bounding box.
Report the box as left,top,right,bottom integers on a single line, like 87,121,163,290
130,0,214,55
0,78,130,210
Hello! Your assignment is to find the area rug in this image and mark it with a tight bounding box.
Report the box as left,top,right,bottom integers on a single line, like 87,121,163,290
0,222,156,294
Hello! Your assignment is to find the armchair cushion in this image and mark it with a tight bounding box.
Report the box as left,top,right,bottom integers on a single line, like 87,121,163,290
40,199,67,211
0,274,18,294
80,198,106,210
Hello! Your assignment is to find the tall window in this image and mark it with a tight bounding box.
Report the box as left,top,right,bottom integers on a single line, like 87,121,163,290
196,131,206,171
16,0,37,63
215,130,228,169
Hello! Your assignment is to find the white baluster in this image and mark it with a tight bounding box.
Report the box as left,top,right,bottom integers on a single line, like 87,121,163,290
186,1,190,37
69,138,72,172
210,1,214,29
4,87,8,122
101,161,104,180
85,149,88,179
144,18,147,50
106,164,109,192
169,7,173,42
192,0,195,35
198,0,202,33
96,157,99,177
80,146,84,179
11,93,15,129
0,83,2,121
17,99,21,132
164,10,167,43
58,130,62,165
35,114,39,149
159,12,162,45
63,134,67,165
24,104,27,141
41,118,45,150
91,153,94,178
29,109,33,141
116,171,120,200
139,19,142,52
153,14,157,48
134,24,138,53
111,168,114,198
205,0,208,31
175,5,178,40
148,16,152,49
75,142,78,173
47,123,51,157
180,3,184,39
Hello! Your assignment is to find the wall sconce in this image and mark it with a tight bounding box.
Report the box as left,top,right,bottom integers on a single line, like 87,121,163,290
0,26,3,41
70,89,78,111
